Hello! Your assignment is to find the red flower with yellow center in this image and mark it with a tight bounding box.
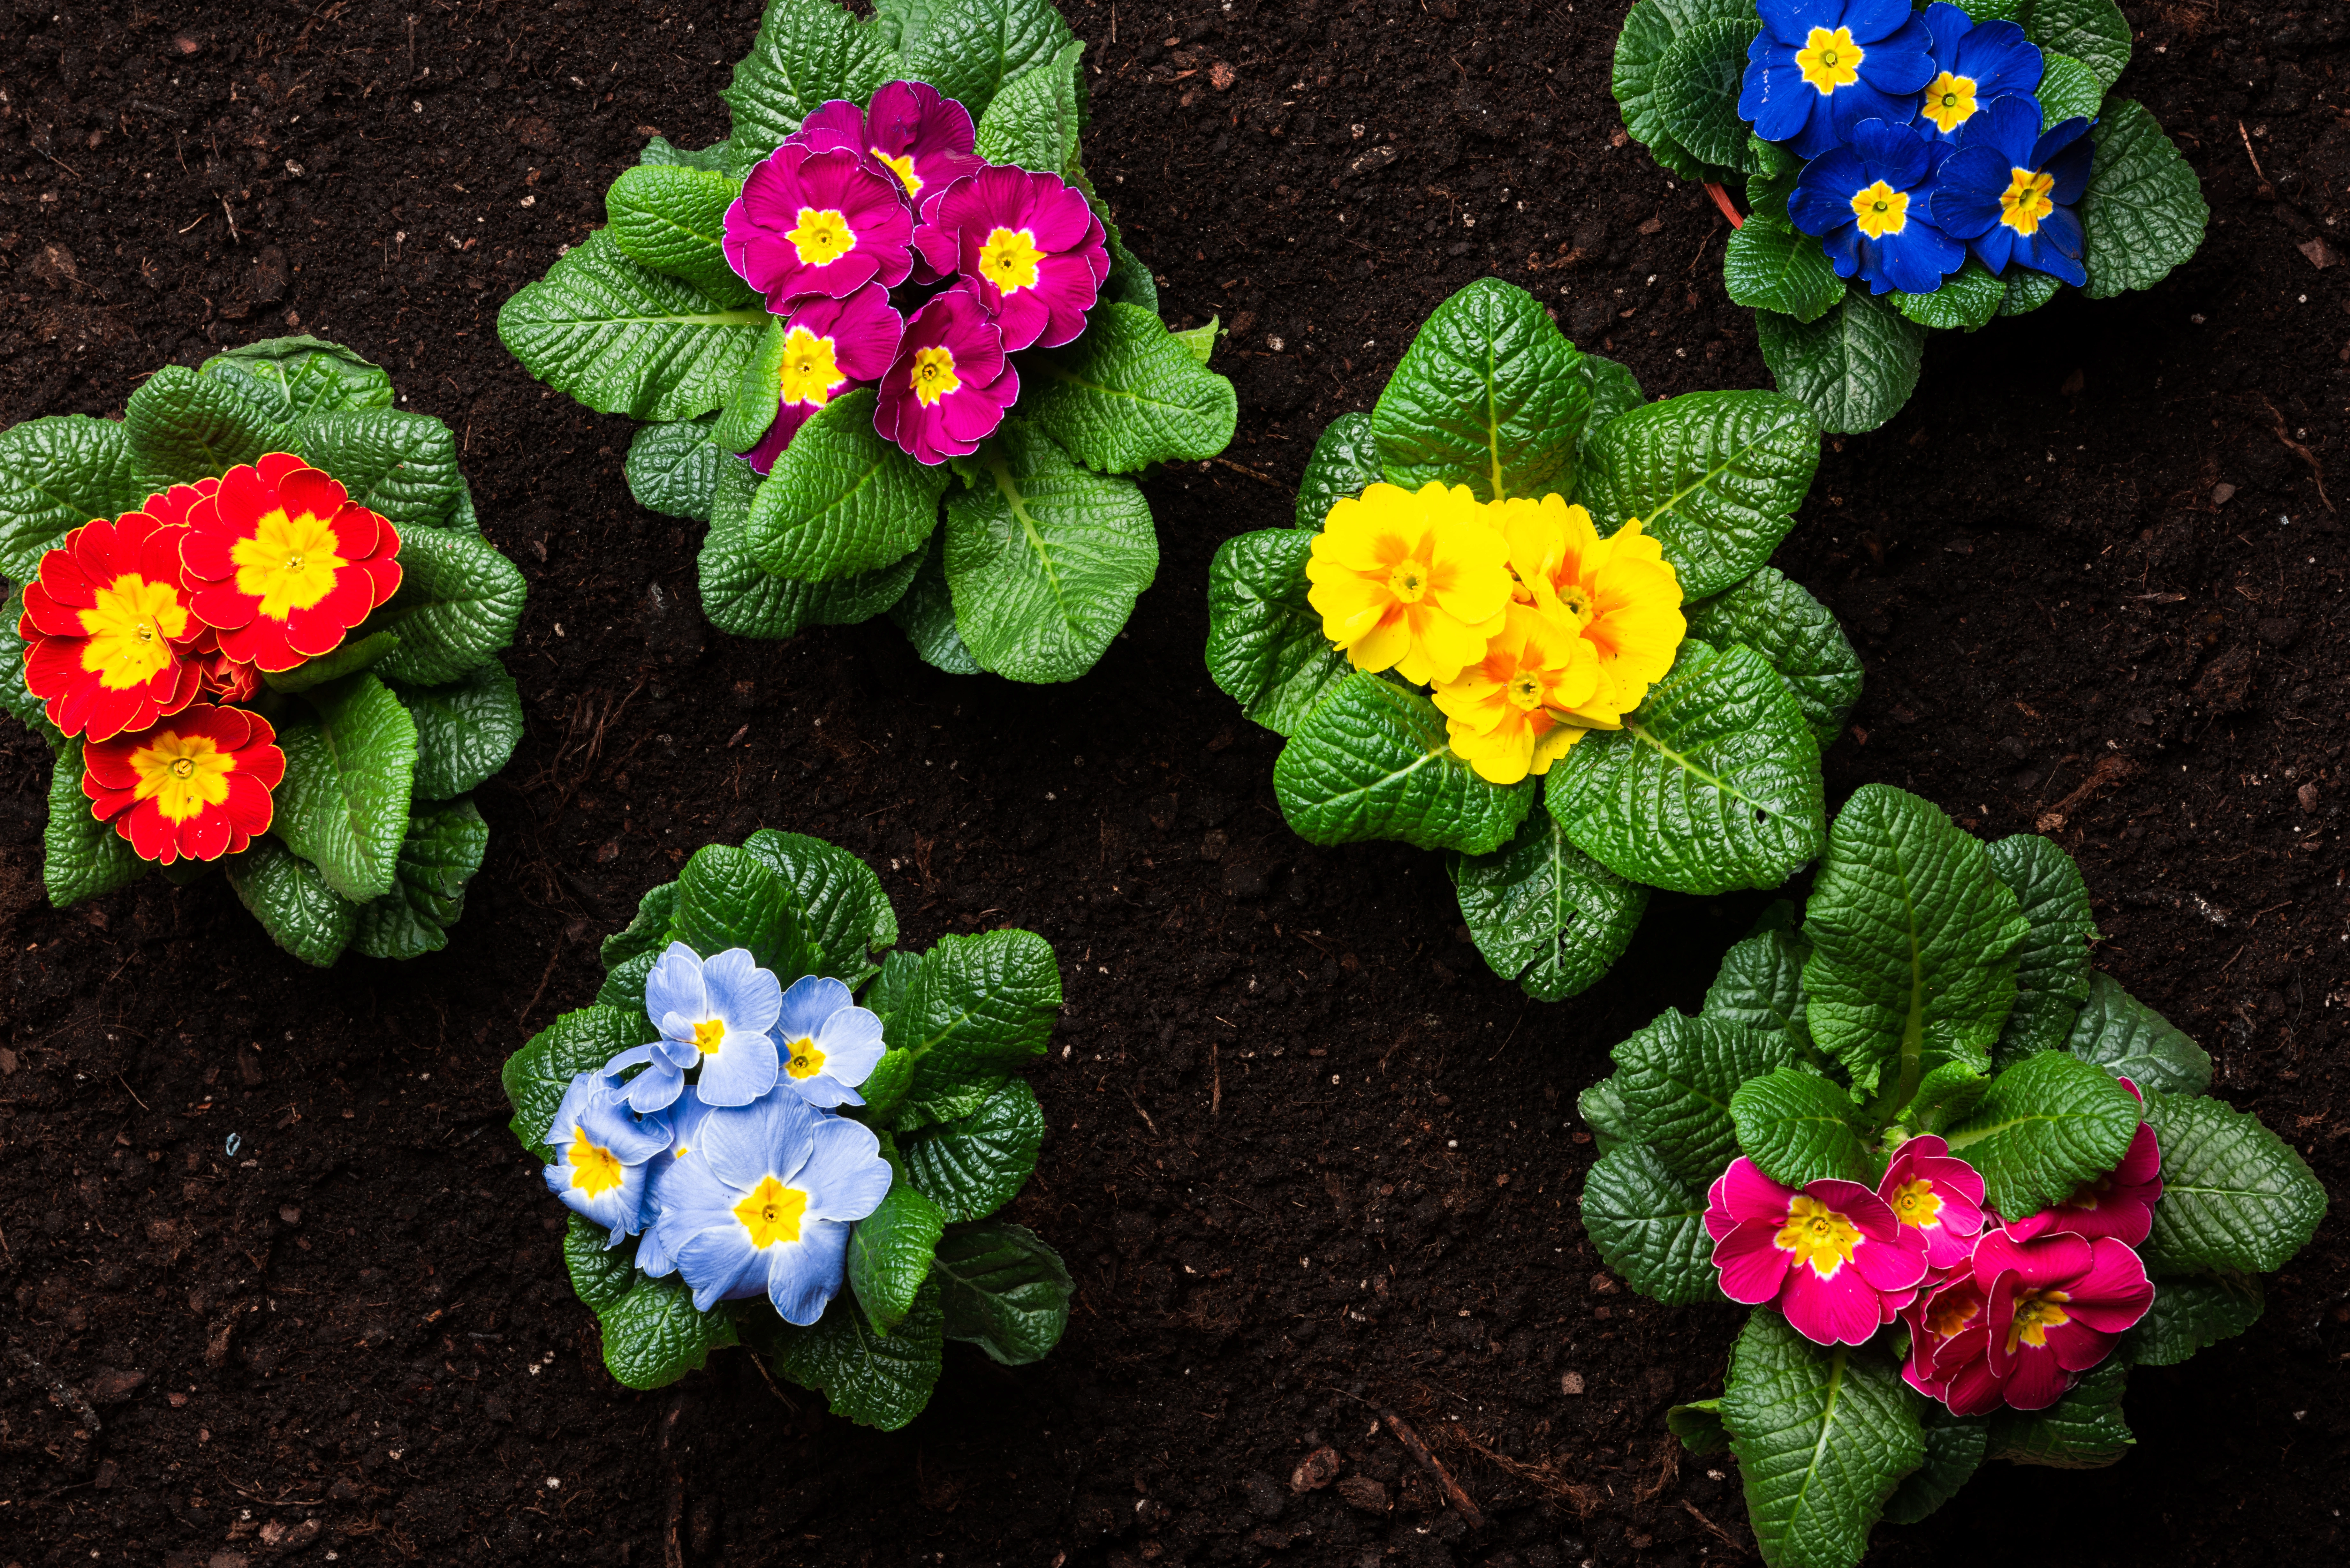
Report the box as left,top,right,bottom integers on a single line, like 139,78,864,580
81,704,285,865
178,453,402,672
19,508,207,742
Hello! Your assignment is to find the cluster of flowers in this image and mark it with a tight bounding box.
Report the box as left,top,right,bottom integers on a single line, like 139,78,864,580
1741,0,2094,294
543,943,893,1323
1303,484,1687,784
18,455,403,863
722,80,1111,470
1706,1079,2162,1413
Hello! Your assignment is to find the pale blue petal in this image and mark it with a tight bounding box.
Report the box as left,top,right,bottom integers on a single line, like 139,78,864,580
578,1093,675,1163
625,1057,688,1115
644,942,710,1024
696,1027,781,1107
546,1157,647,1237
704,948,785,1035
676,1224,765,1312
797,1116,892,1223
812,1006,885,1087
775,974,855,1041
765,1220,852,1325
785,1073,865,1110
546,1071,604,1147
697,1090,819,1191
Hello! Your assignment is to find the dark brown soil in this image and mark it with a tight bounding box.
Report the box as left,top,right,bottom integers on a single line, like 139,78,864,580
2,2,2345,1566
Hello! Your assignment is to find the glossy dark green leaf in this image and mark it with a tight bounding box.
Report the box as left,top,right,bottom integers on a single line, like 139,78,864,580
1371,277,1588,502
1448,808,1649,1001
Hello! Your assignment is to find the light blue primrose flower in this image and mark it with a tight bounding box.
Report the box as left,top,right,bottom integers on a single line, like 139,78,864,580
630,1082,717,1278
771,975,887,1109
1928,96,2093,286
611,943,784,1112
1740,0,1933,162
637,1086,893,1324
1911,3,2042,141
542,1069,674,1245
1789,118,1965,295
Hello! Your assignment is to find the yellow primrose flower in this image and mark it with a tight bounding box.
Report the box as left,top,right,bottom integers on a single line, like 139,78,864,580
1499,496,1686,723
1305,481,1513,686
1432,605,1603,785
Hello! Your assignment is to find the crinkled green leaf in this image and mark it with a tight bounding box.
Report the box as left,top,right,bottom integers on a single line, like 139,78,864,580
599,949,660,1013
1101,215,1158,313
1985,834,2097,1065
349,795,490,960
2080,100,2209,300
1579,1141,1717,1306
1577,353,1646,467
1944,1050,2140,1220
1757,286,1926,437
1023,301,1238,473
1732,1068,1872,1187
713,317,790,457
1370,277,1588,502
1170,316,1218,367
260,630,401,695
768,1276,944,1430
934,1221,1072,1366
603,881,681,971
124,364,294,480
974,39,1085,176
503,1004,661,1153
292,408,464,530
272,673,419,904
885,0,1077,122
1892,257,2007,331
1684,565,1861,750
43,740,146,906
741,828,898,985
1580,1073,1640,1151
1668,1400,1730,1454
720,0,899,161
1905,1062,1993,1134
2138,1091,2328,1277
595,1270,739,1391
1295,410,1380,532
1724,212,1846,326
669,841,818,981
1274,672,1535,855
0,415,168,584
2062,972,2212,1095
1204,528,1351,738
1654,16,1762,168
2123,1274,2264,1367
889,529,982,674
202,335,394,423
222,837,358,969
901,1078,1047,1224
0,611,64,750
605,164,750,300
848,1136,946,1334
565,1212,637,1313
1613,0,1756,182
364,522,528,686
1883,1406,1989,1526
1613,1010,1795,1185
395,662,524,803
1985,1357,2130,1469
1449,807,1649,1002
885,929,1061,1121
639,136,734,173
699,460,920,638
1705,927,1813,1046
626,415,729,523
2035,51,2104,128
747,389,948,582
2021,0,2129,90
2001,268,2064,317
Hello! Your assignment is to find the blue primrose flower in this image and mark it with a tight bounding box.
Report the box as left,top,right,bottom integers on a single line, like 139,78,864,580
772,975,887,1109
1912,3,2043,141
614,942,785,1112
629,1083,717,1279
1929,96,2094,286
1790,118,1966,295
638,1087,894,1324
1740,0,1934,161
542,1070,675,1244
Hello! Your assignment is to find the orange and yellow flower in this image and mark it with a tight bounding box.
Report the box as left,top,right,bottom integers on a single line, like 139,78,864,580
19,508,207,742
178,453,402,673
1304,482,1513,686
1431,606,1602,784
81,703,285,865
1497,496,1685,724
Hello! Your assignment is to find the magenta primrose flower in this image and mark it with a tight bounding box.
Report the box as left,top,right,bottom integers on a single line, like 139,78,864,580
800,79,982,220
1875,1133,1988,1270
2006,1078,2164,1247
740,283,906,475
876,286,1020,465
1705,1156,1929,1346
916,165,1110,351
724,141,915,311
1903,1229,2152,1413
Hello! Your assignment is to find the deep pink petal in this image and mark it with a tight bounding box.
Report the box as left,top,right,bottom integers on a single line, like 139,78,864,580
2044,1319,2120,1373
1973,1230,2092,1290
1703,1169,1738,1242
1850,1229,1929,1293
799,99,867,153
2112,1122,2162,1186
2063,1238,2154,1326
1717,1157,1796,1226
1711,1222,1793,1305
1998,1346,2073,1411
1779,1268,1884,1346
1805,1179,1902,1243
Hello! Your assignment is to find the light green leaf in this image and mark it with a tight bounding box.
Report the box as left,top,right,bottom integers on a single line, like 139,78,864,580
2138,1091,2328,1277
364,519,528,686
503,1003,661,1151
1892,257,2007,331
565,1212,637,1313
698,460,920,638
669,841,817,981
349,795,490,960
497,230,764,422
885,929,1062,1120
747,389,948,582
1449,807,1649,1001
1985,1357,2130,1468
713,316,790,456
1732,1068,1872,1187
2123,1275,2264,1367
2021,0,2130,90
720,0,899,160
394,662,525,803
43,740,147,907
0,415,167,584
639,136,734,172
1204,528,1352,738
933,1221,1073,1366
1985,834,2098,1065
1577,353,1647,467
1705,927,1812,1045
1579,1142,1717,1306
1944,1051,2140,1220
885,0,1077,122
595,1270,739,1391
1906,1062,1993,1134
2080,100,2209,300
1684,565,1861,749
626,416,729,523
1723,214,1846,325
889,529,982,674
1577,391,1822,600
1756,286,1926,436
2061,972,2213,1095
2036,51,2104,127
1370,276,1588,502
901,1079,1047,1223
1654,16,1763,168
1545,639,1826,895
123,365,294,480
291,408,464,530
974,40,1085,176
1171,315,1218,366
260,630,401,694
222,837,359,969
272,673,419,904
740,828,898,984
202,335,394,422
1613,1009,1795,1185
1273,672,1535,855
1295,410,1381,532
1023,301,1238,473
847,1137,946,1334
1883,1407,1989,1525
768,1275,944,1429
605,164,751,300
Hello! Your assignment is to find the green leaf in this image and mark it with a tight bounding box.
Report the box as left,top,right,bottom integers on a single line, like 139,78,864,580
1273,672,1535,855
2080,100,2209,300
1944,1051,2140,1220
599,949,660,1012
0,415,167,584
1295,410,1381,532
1449,808,1649,1002
768,1276,944,1430
271,673,419,903
1612,0,1755,182
746,389,949,582
496,230,764,422
1170,315,1218,367
1985,834,2097,1065
1578,1142,1717,1306
888,529,982,675
942,419,1157,683
1756,286,1925,437
1668,1400,1731,1455
1580,1077,1637,1156
222,837,358,969
595,1270,739,1391
1577,391,1822,600
1576,354,1647,467
1022,301,1239,473
1892,257,2007,332
2021,0,2130,91
1732,1068,1872,1187
1883,1406,1989,1525
885,929,1061,1119
901,1079,1047,1223
1955,0,2023,19
639,136,734,173
863,947,922,1024
1705,928,1812,1045
42,740,147,906
713,317,791,457
123,365,294,480
202,335,394,422
605,164,751,300
502,1004,661,1153
1653,16,1762,168
2138,1091,2328,1277
565,1212,637,1313
349,795,490,960
260,629,401,694
2000,268,2064,317
292,408,464,530
847,1137,947,1334
974,39,1085,176
933,1221,1073,1366
626,415,729,523
1718,1311,1925,1568
698,461,920,638
1683,565,1861,749
885,0,1077,122
1985,1356,2130,1468
720,0,899,159
740,828,899,984
1800,783,2029,1104
0,611,64,750
395,662,525,803
2123,1274,2263,1366
1905,1062,1993,1134
1101,217,1158,313
2061,972,2212,1095
1723,213,1846,325
1204,528,1352,738
1370,277,1588,502
364,523,529,686
1545,639,1826,895
603,880,680,970
1613,1010,1796,1185
2035,51,2104,128
670,841,817,981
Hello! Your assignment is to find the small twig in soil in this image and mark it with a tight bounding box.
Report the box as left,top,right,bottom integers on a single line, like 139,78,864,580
1681,1500,1748,1555
1208,456,1283,488
2236,120,2271,194
2253,394,2333,511
1379,1407,1484,1529
117,1071,150,1111
747,1350,800,1414
659,1393,686,1568
1128,1089,1159,1135
518,944,568,1030
8,1346,100,1433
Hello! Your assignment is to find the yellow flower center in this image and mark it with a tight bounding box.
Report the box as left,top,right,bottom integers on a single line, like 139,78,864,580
229,507,348,620
2005,1288,2073,1351
910,345,961,407
776,324,844,408
875,148,921,199
1552,582,1595,631
1773,1193,1863,1280
1923,1291,1980,1341
733,1174,810,1249
1796,27,1864,94
77,573,190,690
1385,559,1431,603
1849,180,1909,241
786,206,858,267
1506,671,1545,713
782,1035,828,1080
127,727,235,823
1919,71,1979,134
1891,1177,1944,1229
1998,166,2057,237
691,1018,728,1056
978,225,1046,294
567,1127,626,1198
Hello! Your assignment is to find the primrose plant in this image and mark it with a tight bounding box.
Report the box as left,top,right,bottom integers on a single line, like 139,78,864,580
1207,277,1860,1002
1580,785,2327,1568
0,337,528,966
499,0,1236,682
503,832,1071,1428
1615,0,2207,433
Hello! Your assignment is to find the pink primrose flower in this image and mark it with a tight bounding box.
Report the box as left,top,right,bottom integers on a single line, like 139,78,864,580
800,80,982,221
1704,1156,1930,1347
724,142,914,311
1909,1229,2152,1414
1875,1133,1989,1271
874,286,1019,466
915,165,1109,351
2005,1077,2164,1247
739,283,906,476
